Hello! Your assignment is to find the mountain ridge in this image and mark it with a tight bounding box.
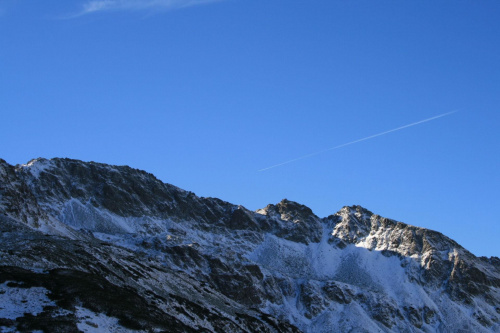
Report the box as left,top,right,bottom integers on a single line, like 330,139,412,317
0,157,499,332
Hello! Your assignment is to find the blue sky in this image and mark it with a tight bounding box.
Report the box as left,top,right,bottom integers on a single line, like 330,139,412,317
1,0,499,257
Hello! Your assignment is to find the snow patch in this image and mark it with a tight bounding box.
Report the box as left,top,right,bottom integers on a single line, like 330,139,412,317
58,199,169,235
76,306,144,332
0,282,55,320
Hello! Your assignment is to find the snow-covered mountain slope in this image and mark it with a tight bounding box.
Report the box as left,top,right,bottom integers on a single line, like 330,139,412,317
0,157,499,332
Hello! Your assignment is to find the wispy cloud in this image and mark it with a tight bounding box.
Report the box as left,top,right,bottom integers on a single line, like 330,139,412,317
76,0,224,16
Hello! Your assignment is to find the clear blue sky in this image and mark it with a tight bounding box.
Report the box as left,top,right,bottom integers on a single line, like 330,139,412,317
1,0,499,257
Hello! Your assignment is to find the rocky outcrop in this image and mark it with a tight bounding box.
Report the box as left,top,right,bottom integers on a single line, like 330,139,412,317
256,199,323,244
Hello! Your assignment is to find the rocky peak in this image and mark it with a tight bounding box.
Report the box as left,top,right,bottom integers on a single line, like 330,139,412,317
276,199,317,222
13,157,191,219
328,205,376,243
326,205,500,297
16,157,55,178
19,157,50,167
258,199,318,223
329,205,455,257
256,199,323,244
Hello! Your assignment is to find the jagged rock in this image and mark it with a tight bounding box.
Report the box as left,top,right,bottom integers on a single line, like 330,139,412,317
300,281,326,319
256,199,323,244
322,281,352,304
404,306,423,329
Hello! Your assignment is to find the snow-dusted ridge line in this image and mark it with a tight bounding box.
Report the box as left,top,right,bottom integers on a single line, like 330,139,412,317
5,157,490,255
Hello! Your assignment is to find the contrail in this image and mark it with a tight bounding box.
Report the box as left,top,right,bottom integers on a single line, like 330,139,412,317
258,110,458,172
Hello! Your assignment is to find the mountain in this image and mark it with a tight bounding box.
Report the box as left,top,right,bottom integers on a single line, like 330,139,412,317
0,157,499,332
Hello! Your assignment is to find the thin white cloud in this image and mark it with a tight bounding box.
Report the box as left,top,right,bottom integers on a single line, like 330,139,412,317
78,0,224,15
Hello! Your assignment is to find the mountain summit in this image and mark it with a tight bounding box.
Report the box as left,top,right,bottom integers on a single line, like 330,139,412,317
0,158,499,332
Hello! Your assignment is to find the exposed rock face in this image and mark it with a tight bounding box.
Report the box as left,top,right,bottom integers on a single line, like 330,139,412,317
256,199,323,244
0,157,499,332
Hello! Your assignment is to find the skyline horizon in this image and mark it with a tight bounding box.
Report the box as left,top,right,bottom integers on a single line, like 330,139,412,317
3,154,497,259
